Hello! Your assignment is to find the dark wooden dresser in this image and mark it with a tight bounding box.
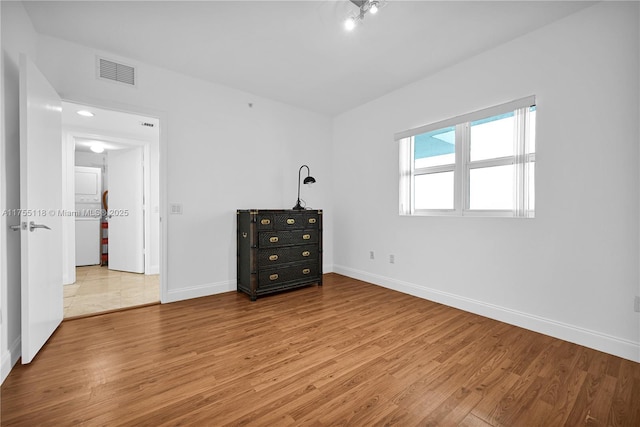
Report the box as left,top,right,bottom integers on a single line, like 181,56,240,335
237,209,323,301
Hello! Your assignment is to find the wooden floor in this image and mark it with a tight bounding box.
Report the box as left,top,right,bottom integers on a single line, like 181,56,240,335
2,274,639,426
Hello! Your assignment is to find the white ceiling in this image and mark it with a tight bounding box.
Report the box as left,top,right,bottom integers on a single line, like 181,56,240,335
24,1,595,116
62,101,159,152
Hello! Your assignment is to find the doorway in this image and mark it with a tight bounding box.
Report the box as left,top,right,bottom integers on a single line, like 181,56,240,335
61,101,161,318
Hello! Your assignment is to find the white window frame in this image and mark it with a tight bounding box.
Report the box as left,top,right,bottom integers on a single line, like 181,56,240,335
397,96,536,218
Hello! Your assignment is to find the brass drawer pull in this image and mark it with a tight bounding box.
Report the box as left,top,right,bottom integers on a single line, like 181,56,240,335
261,218,271,225
302,268,311,274
308,218,316,224
286,218,295,225
269,274,279,280
269,255,278,261
269,236,279,243
301,251,310,257
302,234,311,240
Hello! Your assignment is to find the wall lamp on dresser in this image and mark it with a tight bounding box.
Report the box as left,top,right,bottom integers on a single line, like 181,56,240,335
293,164,316,210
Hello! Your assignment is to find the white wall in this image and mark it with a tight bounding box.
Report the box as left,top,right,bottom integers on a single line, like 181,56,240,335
34,34,334,303
333,2,640,362
0,1,39,383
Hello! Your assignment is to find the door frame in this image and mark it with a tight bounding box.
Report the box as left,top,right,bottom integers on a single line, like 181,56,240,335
65,133,153,277
61,97,168,303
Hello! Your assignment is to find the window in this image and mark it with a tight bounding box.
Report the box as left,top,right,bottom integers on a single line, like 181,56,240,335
398,96,536,217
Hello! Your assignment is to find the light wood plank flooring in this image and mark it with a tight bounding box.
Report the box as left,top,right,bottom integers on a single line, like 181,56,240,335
64,265,159,318
3,274,639,426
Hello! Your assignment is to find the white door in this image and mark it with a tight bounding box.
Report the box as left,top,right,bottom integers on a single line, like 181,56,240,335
19,54,63,364
108,147,144,273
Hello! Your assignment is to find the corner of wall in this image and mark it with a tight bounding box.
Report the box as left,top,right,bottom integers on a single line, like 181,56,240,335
1,336,20,384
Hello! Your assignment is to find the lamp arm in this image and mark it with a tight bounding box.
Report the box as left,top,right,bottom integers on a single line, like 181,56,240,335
297,165,310,205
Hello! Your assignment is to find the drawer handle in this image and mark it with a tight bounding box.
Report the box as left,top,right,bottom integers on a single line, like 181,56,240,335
308,218,316,224
269,236,279,243
269,255,278,261
269,274,279,280
261,218,271,225
301,251,310,257
302,234,311,240
286,218,295,225
302,268,311,274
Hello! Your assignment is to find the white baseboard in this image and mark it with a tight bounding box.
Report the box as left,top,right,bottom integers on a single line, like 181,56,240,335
1,336,21,385
164,279,235,303
163,269,336,304
333,265,640,363
146,265,159,275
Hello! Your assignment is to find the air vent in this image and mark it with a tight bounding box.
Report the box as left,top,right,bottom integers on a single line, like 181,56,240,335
98,57,136,86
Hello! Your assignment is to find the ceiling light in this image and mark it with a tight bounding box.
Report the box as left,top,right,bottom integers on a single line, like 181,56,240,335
344,16,357,31
343,0,385,31
90,144,104,153
77,110,94,117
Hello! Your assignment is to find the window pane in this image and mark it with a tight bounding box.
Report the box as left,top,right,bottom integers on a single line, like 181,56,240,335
469,165,513,210
414,126,455,168
470,113,514,161
415,171,454,210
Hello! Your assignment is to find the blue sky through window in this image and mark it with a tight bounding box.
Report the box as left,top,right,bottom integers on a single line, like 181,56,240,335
414,126,455,159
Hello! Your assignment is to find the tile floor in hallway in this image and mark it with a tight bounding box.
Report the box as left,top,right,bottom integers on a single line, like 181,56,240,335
64,265,160,318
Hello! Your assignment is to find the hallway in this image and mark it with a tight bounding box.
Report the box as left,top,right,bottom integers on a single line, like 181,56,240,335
64,265,159,318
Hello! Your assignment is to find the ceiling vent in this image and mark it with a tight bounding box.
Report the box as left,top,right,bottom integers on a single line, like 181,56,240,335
97,57,136,86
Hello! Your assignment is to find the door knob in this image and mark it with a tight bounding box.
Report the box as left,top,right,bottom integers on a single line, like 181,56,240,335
29,221,51,232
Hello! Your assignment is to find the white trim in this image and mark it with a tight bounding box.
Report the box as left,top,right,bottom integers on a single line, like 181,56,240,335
414,163,455,175
165,280,235,304
394,95,536,141
1,336,20,384
333,265,640,363
146,265,159,275
61,133,75,285
456,122,466,214
143,143,152,275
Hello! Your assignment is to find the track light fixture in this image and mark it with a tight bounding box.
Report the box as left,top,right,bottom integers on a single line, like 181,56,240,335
344,0,384,31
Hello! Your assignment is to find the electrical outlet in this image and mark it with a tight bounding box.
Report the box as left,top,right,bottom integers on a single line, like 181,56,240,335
635,296,640,313
369,251,375,260
389,254,395,264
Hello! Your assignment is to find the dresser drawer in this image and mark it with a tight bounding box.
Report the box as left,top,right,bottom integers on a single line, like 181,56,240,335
259,262,319,287
273,212,319,230
257,245,318,267
259,229,318,248
256,213,274,231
